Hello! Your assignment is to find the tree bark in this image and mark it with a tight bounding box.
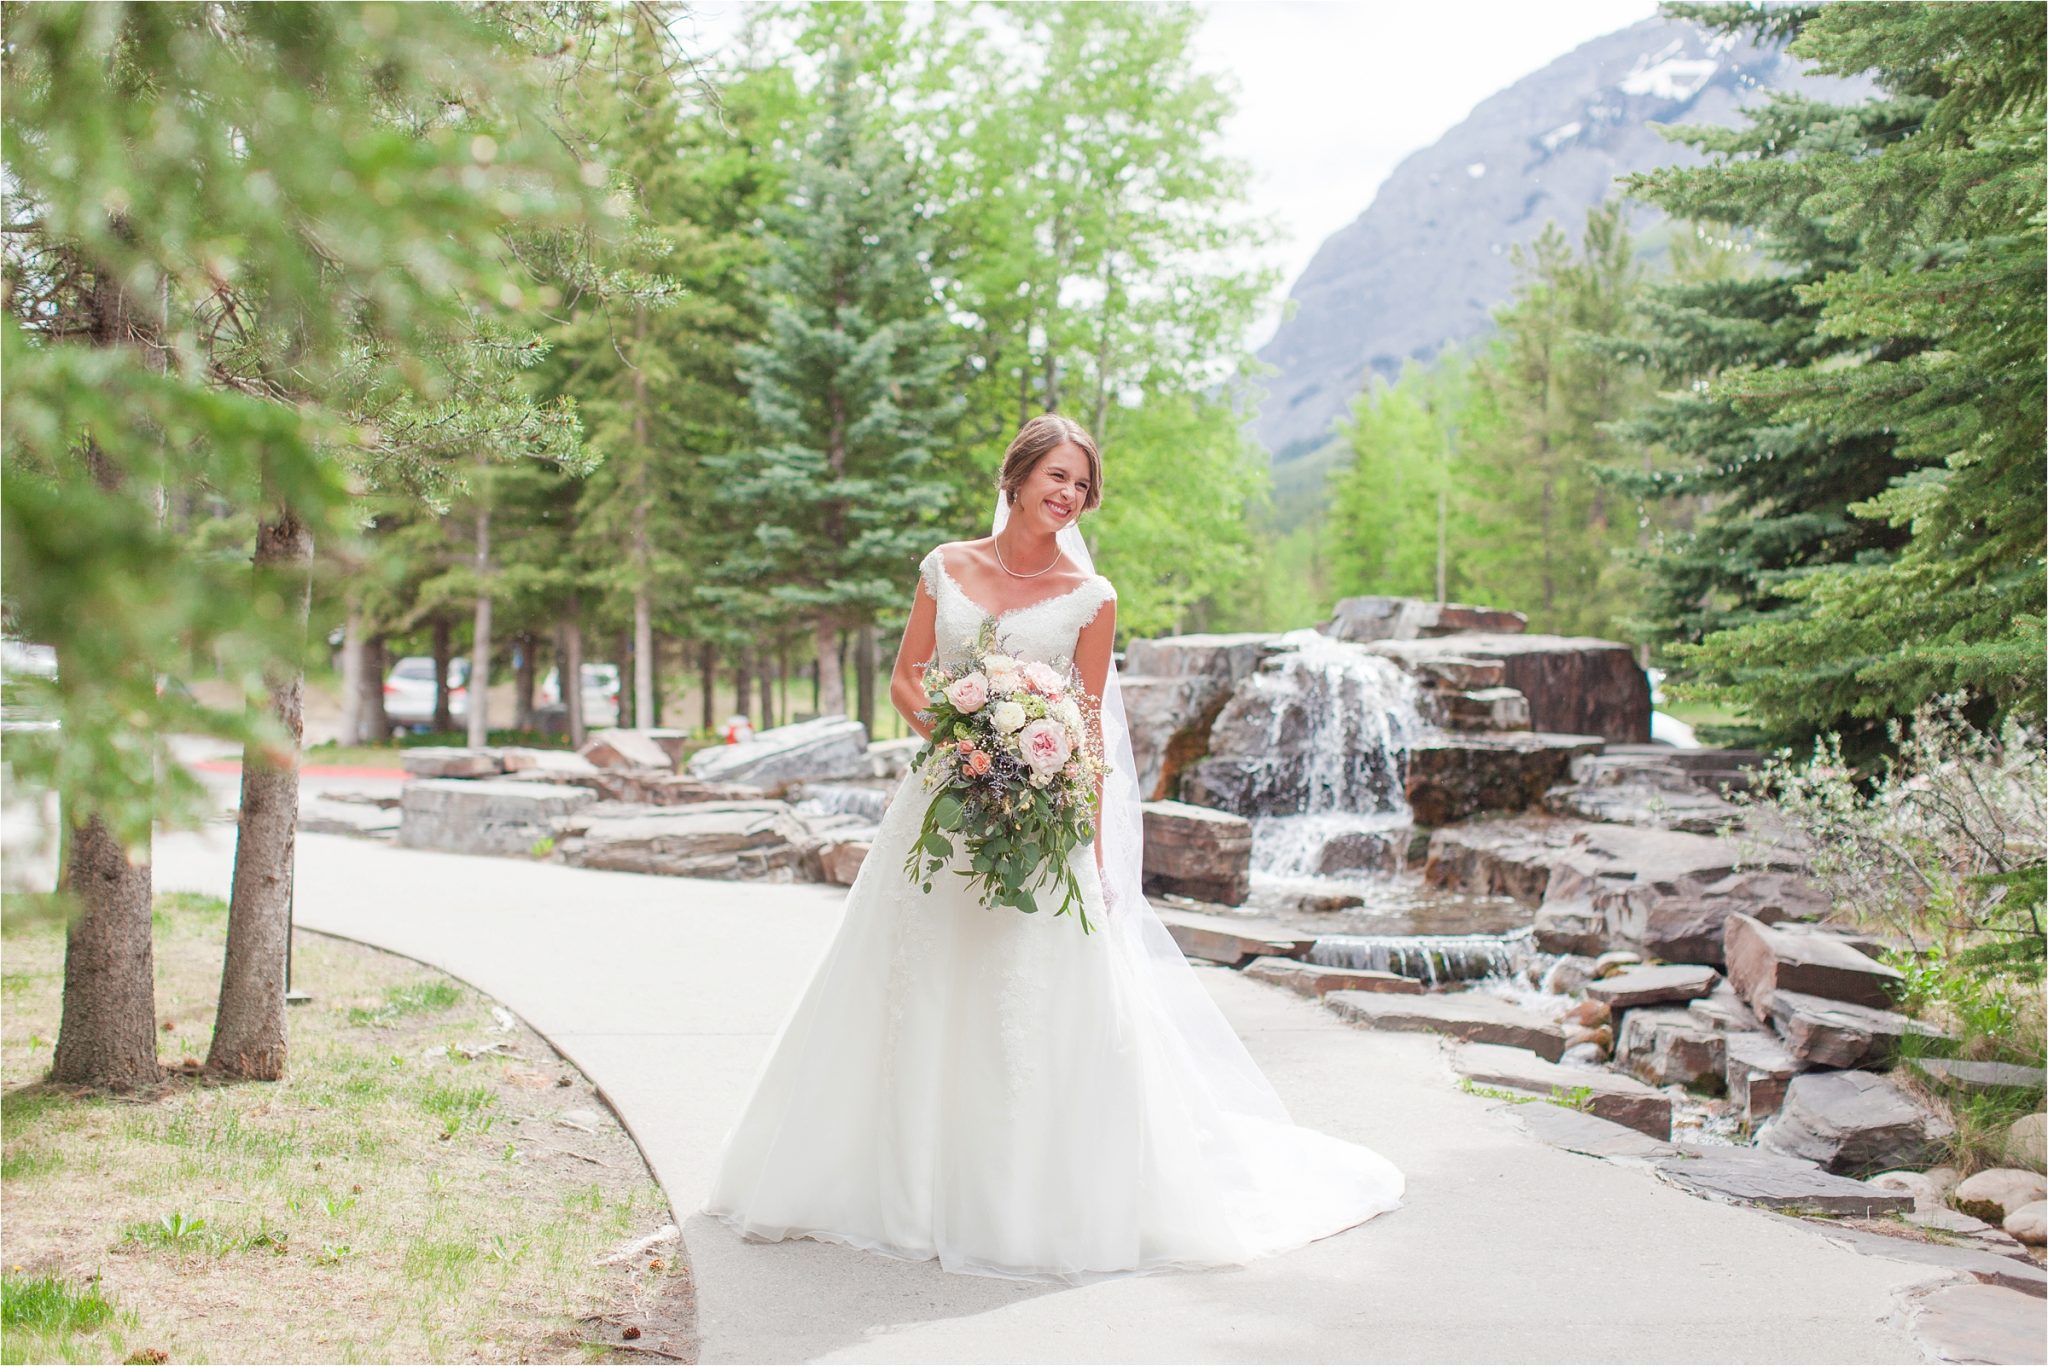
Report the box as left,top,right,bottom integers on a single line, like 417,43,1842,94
734,648,754,728
338,598,367,745
49,812,163,1090
615,628,634,729
699,641,715,735
777,642,791,731
432,615,454,733
361,634,390,741
814,613,845,718
512,632,537,732
854,623,876,735
207,508,312,1082
467,503,492,748
757,648,775,731
560,597,586,748
633,587,655,729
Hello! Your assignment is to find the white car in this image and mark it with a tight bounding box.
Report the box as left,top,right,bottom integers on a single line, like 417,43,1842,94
383,656,468,732
541,662,621,729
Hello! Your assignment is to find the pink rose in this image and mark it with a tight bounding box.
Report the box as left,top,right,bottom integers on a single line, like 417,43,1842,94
1021,661,1064,697
1017,718,1073,777
944,671,989,713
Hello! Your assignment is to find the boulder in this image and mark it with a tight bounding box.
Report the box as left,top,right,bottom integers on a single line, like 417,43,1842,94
1243,957,1424,999
1562,998,1611,1028
863,736,924,780
1120,633,1278,801
552,802,811,881
1326,991,1567,1061
578,729,676,772
1322,595,1528,643
1543,750,1745,837
1953,1169,2048,1224
1585,963,1721,1010
1156,909,1312,968
1361,632,1649,742
1402,731,1604,827
1759,1070,1955,1175
1763,989,1949,1069
1867,1170,1946,1210
1615,1007,1726,1090
1541,828,1825,965
2009,1113,2048,1172
686,716,870,788
1422,686,1532,733
400,746,505,779
1541,956,1599,996
1723,1031,1806,1125
1533,903,1608,956
1422,815,1582,906
398,779,595,857
817,840,870,886
1140,801,1253,905
500,747,603,779
1722,913,1904,1013
1653,1145,1914,1216
1592,950,1642,978
1449,1042,1672,1139
2006,1201,2046,1247
584,772,768,807
1686,985,1763,1035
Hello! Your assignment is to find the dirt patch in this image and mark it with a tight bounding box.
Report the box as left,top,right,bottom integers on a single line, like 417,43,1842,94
2,892,698,1363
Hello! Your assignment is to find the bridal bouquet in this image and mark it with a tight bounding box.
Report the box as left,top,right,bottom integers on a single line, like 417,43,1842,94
904,620,1111,934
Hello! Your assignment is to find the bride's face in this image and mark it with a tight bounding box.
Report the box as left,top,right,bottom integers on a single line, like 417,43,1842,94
1012,443,1094,535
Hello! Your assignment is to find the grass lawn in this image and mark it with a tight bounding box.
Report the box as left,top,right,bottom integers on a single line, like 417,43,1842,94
1,893,695,1364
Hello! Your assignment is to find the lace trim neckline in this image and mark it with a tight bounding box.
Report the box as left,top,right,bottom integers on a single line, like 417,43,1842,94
929,549,1103,623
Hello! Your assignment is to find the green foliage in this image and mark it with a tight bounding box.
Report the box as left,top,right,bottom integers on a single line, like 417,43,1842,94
1622,1,2045,744
0,1271,114,1335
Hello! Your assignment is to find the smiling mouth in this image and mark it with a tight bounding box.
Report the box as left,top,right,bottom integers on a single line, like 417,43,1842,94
1046,500,1072,517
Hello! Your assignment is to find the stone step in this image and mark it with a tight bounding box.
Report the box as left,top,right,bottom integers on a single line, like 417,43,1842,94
1724,912,1905,1013
1651,1145,1915,1216
1155,909,1313,967
1585,963,1721,1010
1763,990,1951,1069
1243,956,1424,999
1327,993,1567,1061
399,779,596,857
1759,1070,1955,1176
1450,1042,1672,1139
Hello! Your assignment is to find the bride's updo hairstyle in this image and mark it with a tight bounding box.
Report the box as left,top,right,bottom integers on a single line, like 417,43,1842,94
998,414,1103,514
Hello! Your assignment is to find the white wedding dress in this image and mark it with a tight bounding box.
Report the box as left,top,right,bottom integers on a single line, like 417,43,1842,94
701,545,1404,1284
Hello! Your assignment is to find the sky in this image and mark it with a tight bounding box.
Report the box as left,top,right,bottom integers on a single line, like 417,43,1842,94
675,0,1661,347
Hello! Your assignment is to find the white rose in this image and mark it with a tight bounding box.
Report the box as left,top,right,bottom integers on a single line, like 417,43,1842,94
990,700,1028,735
1054,697,1084,739
983,653,1018,672
987,665,1024,696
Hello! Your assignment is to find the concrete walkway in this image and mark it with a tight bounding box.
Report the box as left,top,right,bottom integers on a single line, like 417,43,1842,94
150,828,1950,1364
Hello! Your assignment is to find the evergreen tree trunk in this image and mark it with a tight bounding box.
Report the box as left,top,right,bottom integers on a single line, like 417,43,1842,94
338,597,367,745
50,811,162,1091
855,623,876,735
814,613,845,717
699,641,716,735
633,584,655,729
432,615,454,733
360,634,390,741
560,601,587,747
758,649,775,730
467,504,492,748
208,507,312,1083
512,633,537,732
734,648,754,727
615,627,634,729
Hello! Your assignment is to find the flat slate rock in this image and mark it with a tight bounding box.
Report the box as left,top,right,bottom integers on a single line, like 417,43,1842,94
1761,1069,1955,1176
1914,1057,2048,1094
1686,985,1763,1034
1795,1220,2048,1300
1651,1145,1913,1216
1903,1281,2048,1362
1585,962,1721,1009
1765,989,1950,1068
1328,991,1567,1062
1156,909,1314,967
1450,1042,1672,1139
1509,1101,1676,1163
1244,956,1423,998
401,746,505,778
1724,912,1904,1012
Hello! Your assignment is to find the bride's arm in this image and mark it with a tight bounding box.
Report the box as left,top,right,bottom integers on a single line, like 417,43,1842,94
888,576,941,741
1072,597,1117,872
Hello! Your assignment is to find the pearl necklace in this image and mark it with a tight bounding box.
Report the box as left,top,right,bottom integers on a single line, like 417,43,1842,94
994,528,1060,578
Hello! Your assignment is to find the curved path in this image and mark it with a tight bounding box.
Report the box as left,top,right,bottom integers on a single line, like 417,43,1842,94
152,829,1945,1364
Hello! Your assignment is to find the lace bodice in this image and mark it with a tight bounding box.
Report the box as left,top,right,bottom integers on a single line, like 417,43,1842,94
919,545,1116,669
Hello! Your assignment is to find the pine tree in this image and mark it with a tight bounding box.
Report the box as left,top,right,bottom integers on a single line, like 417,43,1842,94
713,46,965,724
1616,1,2042,744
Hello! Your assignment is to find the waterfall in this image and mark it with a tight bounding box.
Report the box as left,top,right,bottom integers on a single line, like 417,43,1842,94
1309,928,1536,986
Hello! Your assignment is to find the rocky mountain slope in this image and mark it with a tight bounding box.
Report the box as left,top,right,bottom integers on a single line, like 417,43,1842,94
1252,14,1876,474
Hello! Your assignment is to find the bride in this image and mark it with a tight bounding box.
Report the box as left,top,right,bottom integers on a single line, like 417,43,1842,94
702,414,1403,1283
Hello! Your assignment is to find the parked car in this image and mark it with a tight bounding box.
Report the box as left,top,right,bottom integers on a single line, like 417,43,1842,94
540,662,621,729
383,656,468,732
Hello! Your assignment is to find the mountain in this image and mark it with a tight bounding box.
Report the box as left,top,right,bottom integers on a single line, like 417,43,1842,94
1250,14,1876,473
